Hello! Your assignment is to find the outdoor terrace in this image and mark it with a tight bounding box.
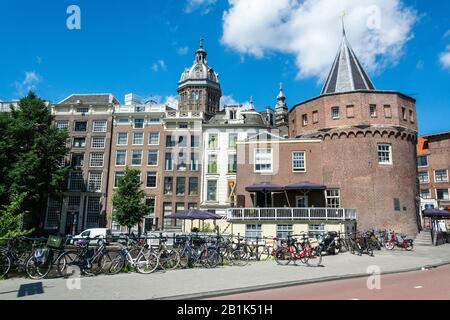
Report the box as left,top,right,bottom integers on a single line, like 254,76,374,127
226,208,357,221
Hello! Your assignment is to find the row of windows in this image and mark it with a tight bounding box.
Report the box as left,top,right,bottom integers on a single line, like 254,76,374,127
68,171,103,192
115,150,200,170
299,105,415,126
57,120,108,132
72,136,106,149
206,154,237,174
419,170,449,184
165,135,200,148
116,118,161,127
244,224,328,240
420,189,450,200
206,133,238,149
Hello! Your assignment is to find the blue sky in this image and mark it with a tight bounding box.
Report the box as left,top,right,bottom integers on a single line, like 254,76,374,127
0,0,449,135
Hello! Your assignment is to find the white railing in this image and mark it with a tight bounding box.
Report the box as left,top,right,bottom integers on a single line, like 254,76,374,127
166,111,203,119
226,208,357,221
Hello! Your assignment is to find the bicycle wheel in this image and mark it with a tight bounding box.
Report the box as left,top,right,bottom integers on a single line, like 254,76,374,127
108,253,126,275
98,250,121,275
56,251,80,278
158,249,180,270
25,250,52,280
0,252,11,277
385,241,395,250
258,246,272,261
136,252,159,274
229,249,249,267
306,246,322,267
202,250,220,268
405,241,414,251
275,247,291,266
178,250,190,269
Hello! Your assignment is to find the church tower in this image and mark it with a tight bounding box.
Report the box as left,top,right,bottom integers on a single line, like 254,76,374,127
177,36,222,119
275,83,289,128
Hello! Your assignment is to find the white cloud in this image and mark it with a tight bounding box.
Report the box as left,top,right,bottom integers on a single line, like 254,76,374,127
185,0,217,14
221,0,417,80
440,45,450,71
151,60,167,72
164,96,179,110
14,71,42,97
220,94,255,110
144,95,179,110
177,46,189,56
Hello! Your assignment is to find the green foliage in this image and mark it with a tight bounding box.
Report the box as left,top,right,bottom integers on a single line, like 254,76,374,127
200,223,215,233
112,167,150,232
0,92,69,230
0,192,33,239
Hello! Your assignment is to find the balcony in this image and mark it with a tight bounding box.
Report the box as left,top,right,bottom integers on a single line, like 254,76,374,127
227,208,357,222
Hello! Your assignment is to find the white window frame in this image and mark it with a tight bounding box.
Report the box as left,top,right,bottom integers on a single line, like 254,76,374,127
370,105,377,118
91,136,106,149
417,155,429,168
147,150,159,166
73,137,86,148
69,171,83,191
131,150,143,166
117,132,128,145
292,151,306,172
87,172,103,192
114,172,125,188
89,153,104,167
377,144,392,165
206,180,218,202
208,133,218,149
436,189,450,201
56,120,69,130
148,132,160,145
133,132,144,145
93,120,107,133
115,150,127,167
146,172,158,189
331,107,340,120
434,169,449,183
254,148,273,173
325,189,340,208
302,114,308,126
418,171,430,184
133,119,145,129
420,189,431,199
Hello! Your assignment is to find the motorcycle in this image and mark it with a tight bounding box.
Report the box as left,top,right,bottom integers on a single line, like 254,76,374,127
384,232,413,251
317,232,339,255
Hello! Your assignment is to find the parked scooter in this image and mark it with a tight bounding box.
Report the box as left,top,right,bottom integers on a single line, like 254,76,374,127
317,232,339,255
384,232,414,251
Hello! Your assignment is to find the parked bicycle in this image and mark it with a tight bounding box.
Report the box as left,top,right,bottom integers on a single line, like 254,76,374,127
274,234,322,267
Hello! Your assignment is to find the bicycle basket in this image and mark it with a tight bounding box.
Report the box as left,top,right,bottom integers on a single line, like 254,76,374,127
34,249,50,265
47,235,63,249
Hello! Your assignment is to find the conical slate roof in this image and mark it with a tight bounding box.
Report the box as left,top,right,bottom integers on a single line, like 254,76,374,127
321,29,375,95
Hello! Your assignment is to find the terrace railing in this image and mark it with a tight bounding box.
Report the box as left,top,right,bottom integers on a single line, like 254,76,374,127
226,208,357,221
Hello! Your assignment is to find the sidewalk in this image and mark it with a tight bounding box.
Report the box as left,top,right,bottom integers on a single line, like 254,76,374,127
1,244,449,300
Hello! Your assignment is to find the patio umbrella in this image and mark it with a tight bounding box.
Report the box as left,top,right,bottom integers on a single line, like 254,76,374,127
284,181,326,191
166,209,222,220
423,208,450,218
245,182,284,207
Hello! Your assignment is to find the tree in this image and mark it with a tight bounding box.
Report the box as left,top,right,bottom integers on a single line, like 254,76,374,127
0,92,69,232
0,193,32,238
112,167,150,234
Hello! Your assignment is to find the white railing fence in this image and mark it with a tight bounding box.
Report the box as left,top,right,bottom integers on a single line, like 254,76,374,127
227,208,357,221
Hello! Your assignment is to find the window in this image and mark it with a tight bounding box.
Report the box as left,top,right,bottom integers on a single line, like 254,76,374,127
68,196,81,207
74,121,87,132
163,203,173,230
69,171,83,191
117,133,128,145
189,177,198,196
191,153,199,171
331,107,340,119
229,134,238,149
177,152,187,171
114,172,124,188
71,154,84,168
188,203,197,209
409,110,415,123
207,180,218,202
149,118,160,124
166,135,176,148
179,123,188,129
149,132,159,145
165,153,173,171
298,114,306,126
417,156,428,167
89,153,104,167
91,136,105,149
369,105,377,118
437,189,450,200
164,177,173,195
394,198,401,211
309,224,325,239
346,105,354,118
147,150,158,166
384,105,392,118
325,189,340,208
435,170,449,182
45,198,62,230
176,177,186,195
208,154,218,174
117,118,129,124
146,172,157,188
93,120,107,132
245,224,262,240
145,197,156,215
208,134,218,149
116,151,126,166
277,225,293,239
254,149,272,173
178,136,187,147
133,119,144,129
419,172,430,184
402,107,407,120
76,107,89,114
292,152,306,172
133,132,144,145
228,154,237,173
88,172,102,192
312,111,319,124
86,197,101,227
73,137,86,148
191,135,200,148
377,144,392,165
131,150,142,165
56,120,69,130
420,189,431,199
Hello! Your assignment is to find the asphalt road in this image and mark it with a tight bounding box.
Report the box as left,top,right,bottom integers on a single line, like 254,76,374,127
211,265,450,300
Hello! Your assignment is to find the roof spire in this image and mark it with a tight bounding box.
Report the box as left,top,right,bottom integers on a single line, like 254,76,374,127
199,34,204,49
248,96,255,110
277,82,286,101
195,34,207,63
341,11,347,37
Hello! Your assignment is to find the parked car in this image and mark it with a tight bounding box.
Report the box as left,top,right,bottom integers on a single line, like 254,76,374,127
72,228,111,244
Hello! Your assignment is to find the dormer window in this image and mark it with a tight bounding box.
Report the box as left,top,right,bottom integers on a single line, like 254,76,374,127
229,110,237,120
